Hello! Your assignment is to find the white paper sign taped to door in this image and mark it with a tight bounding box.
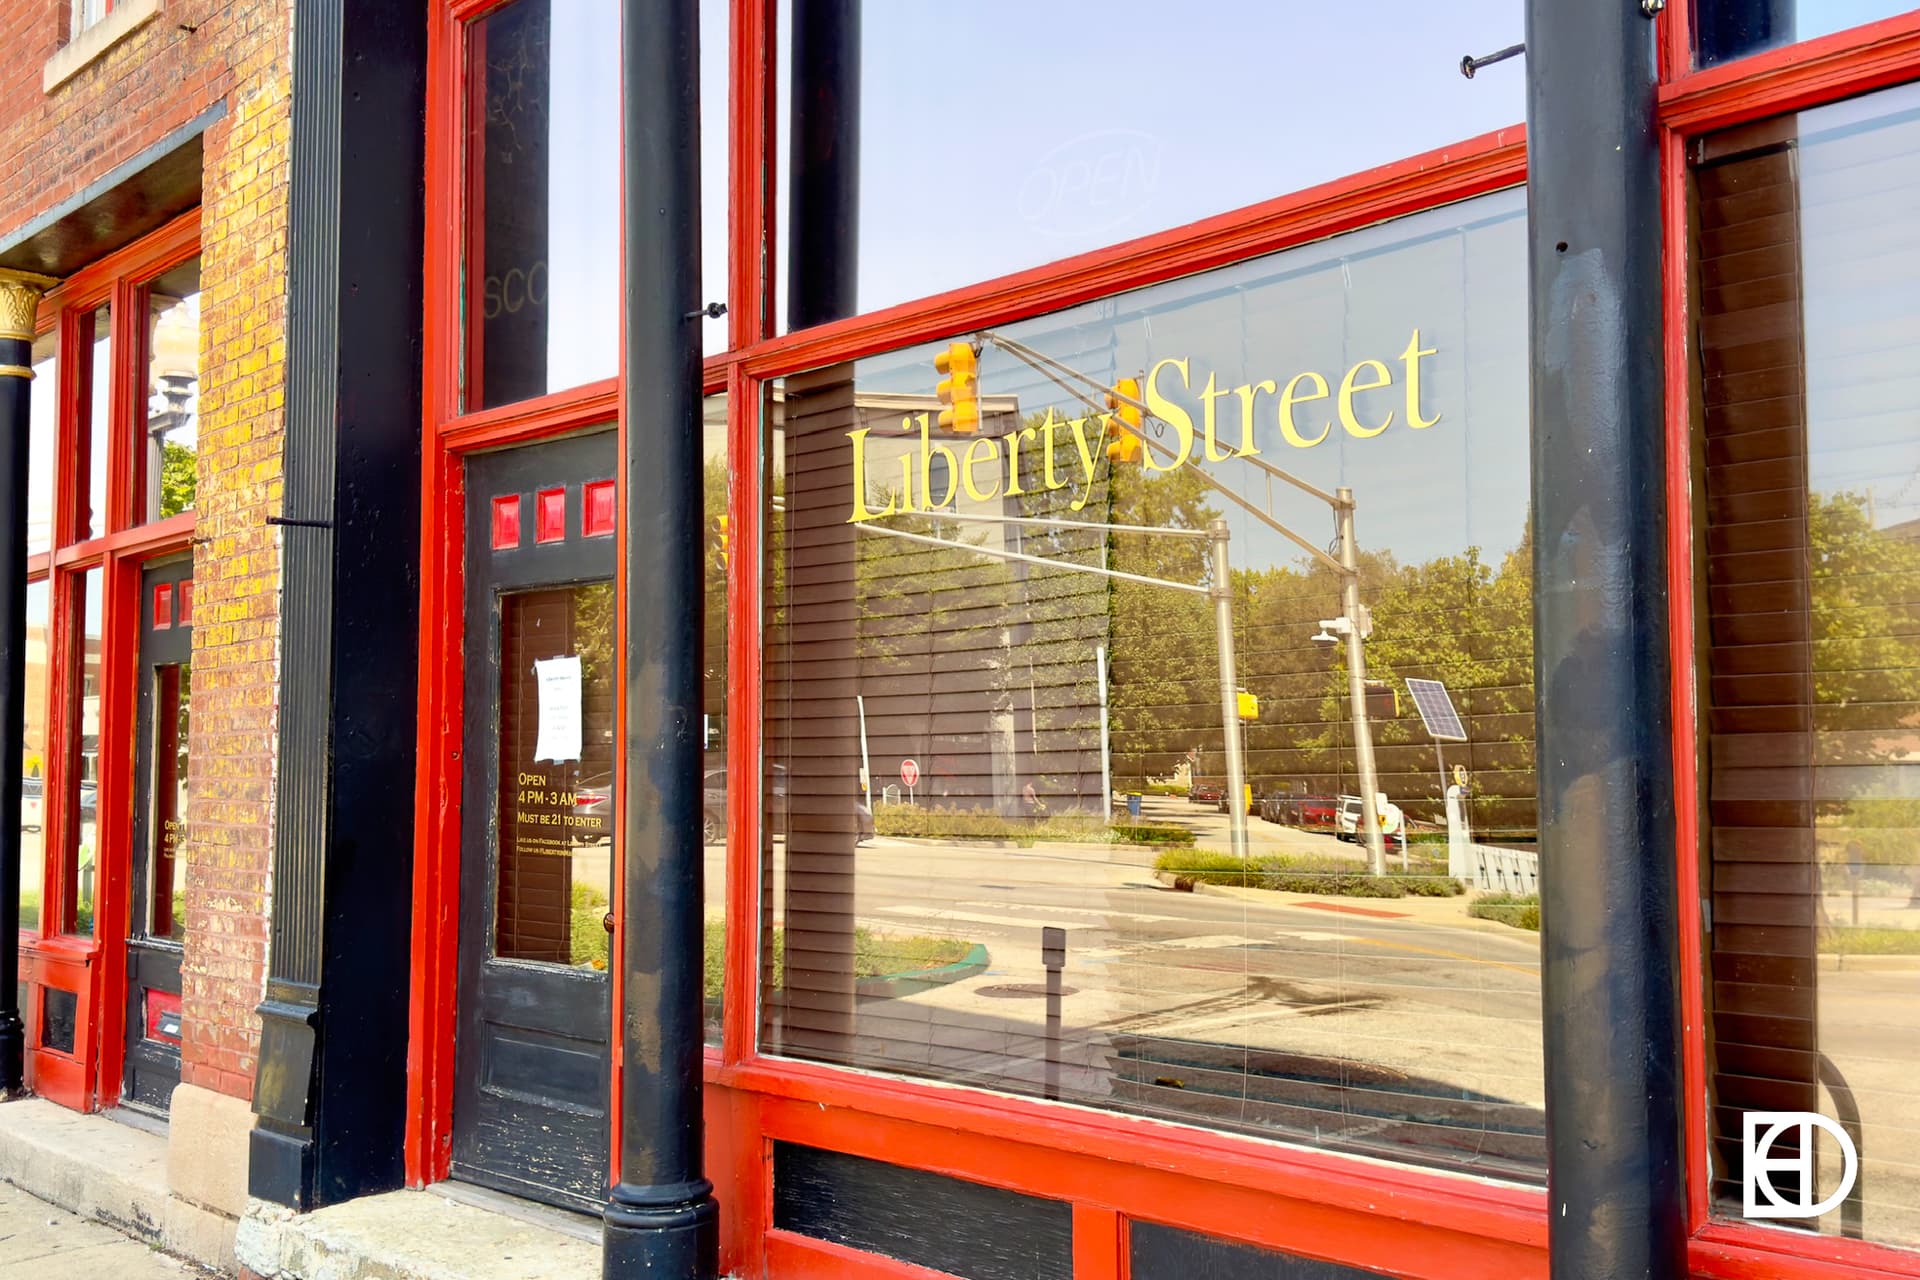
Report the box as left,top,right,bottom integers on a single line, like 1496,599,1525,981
533,654,584,763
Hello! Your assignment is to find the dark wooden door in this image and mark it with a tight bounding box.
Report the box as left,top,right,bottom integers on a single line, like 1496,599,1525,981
124,557,194,1113
451,432,619,1211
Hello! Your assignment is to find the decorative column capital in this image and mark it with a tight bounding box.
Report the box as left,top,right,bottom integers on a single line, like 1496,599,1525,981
0,271,57,342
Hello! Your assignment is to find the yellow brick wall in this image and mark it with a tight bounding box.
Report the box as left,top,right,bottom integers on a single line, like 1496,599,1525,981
180,11,292,1103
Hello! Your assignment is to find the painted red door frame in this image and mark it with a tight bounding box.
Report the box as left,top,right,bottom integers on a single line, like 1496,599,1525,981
1659,11,1920,1280
400,2,1920,1277
15,212,200,1112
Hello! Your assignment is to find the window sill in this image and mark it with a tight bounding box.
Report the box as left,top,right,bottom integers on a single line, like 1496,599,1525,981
43,0,162,94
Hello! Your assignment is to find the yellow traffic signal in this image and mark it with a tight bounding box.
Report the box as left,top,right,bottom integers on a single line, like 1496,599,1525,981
712,513,730,571
935,342,980,434
1105,376,1143,462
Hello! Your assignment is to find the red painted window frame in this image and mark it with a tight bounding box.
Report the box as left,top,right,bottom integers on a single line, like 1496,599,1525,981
407,3,1553,1275
15,209,201,1114
1660,7,1920,1279
424,6,1920,1280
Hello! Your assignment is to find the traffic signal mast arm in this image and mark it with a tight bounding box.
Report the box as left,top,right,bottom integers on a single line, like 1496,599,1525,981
978,330,1350,577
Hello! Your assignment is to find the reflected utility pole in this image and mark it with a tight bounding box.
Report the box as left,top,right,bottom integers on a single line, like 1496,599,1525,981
980,332,1385,872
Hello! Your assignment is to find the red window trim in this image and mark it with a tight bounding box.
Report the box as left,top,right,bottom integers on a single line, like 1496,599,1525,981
15,210,200,1112
1658,10,1920,1278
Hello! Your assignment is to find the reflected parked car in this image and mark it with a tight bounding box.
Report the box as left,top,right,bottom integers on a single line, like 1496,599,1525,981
21,776,42,834
703,765,872,846
1187,778,1224,805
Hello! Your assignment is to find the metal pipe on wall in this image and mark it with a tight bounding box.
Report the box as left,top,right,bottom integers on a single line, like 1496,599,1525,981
1525,0,1685,1274
606,0,717,1273
0,271,52,1096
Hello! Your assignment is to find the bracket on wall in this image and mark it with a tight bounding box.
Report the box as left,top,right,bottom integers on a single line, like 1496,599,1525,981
1460,42,1526,78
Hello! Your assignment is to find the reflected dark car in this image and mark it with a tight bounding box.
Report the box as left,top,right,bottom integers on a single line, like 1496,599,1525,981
703,765,872,846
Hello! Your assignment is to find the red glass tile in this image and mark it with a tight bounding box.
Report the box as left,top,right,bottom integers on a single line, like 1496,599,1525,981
153,583,173,629
491,494,522,550
583,479,616,538
535,487,567,544
178,580,194,624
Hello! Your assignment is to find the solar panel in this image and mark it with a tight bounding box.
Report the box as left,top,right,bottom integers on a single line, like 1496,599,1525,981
1405,678,1468,741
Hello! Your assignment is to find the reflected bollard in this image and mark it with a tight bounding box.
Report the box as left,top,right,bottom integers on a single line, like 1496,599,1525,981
1042,926,1066,1101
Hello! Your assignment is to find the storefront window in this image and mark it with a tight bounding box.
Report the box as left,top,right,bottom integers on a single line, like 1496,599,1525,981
82,307,109,541
465,0,731,408
65,568,103,936
703,394,729,1043
28,332,55,557
19,581,49,933
1692,0,1914,68
1693,81,1920,1251
762,188,1540,1180
494,582,616,965
775,1,1526,328
143,258,200,523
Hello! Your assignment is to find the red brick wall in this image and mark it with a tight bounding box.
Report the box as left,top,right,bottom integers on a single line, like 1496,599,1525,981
0,0,294,1102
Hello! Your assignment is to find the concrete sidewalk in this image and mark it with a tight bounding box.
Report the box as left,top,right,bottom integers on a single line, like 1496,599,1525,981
0,1181,208,1278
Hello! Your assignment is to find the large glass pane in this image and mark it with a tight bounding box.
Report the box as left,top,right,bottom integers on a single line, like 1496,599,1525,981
65,569,102,936
19,581,49,933
149,662,190,939
465,1,731,400
763,188,1540,1181
82,307,109,540
1693,0,1914,68
467,0,621,409
1694,82,1920,1251
702,393,729,1043
494,582,615,966
699,0,729,354
144,259,201,523
27,331,55,557
775,1,1527,329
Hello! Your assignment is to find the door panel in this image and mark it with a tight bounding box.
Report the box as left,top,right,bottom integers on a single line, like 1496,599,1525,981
451,431,617,1212
124,559,193,1113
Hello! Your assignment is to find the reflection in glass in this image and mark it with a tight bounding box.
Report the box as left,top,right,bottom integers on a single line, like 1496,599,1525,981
149,663,190,939
19,582,49,932
702,394,729,1043
83,308,109,540
467,0,620,409
1693,0,1913,67
66,569,103,935
1695,81,1920,1250
495,582,615,966
145,259,201,522
763,190,1541,1181
776,0,1527,328
28,332,55,557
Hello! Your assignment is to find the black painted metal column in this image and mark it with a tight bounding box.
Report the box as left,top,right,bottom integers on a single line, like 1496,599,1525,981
0,270,52,1098
1526,2,1686,1277
605,0,717,1274
249,0,426,1211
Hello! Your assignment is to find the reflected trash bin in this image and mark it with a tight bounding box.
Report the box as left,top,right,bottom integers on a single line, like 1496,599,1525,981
1127,793,1142,820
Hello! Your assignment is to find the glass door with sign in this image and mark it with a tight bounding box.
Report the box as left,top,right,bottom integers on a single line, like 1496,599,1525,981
451,432,618,1210
123,558,193,1112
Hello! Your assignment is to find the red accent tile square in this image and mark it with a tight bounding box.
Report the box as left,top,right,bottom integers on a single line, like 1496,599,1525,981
583,479,615,538
491,494,522,550
178,581,193,625
153,583,173,629
535,487,567,544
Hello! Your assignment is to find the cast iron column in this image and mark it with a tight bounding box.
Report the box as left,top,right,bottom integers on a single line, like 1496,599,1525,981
1525,3,1685,1278
0,270,51,1097
605,0,717,1274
